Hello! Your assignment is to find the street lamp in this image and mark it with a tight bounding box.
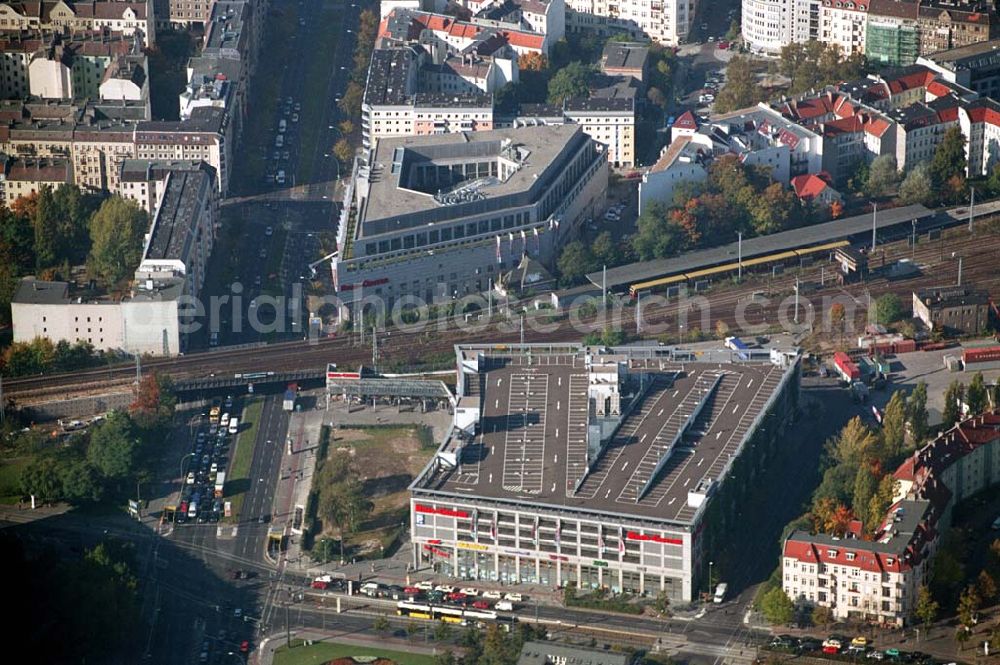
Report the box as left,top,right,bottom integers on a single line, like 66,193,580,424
179,452,194,482
708,560,714,597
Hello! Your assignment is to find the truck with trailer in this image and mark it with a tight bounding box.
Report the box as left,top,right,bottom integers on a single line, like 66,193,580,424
214,472,225,498
832,351,861,382
283,383,298,411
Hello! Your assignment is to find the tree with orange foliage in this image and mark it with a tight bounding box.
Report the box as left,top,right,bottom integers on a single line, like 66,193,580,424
829,199,844,219
519,51,548,71
129,373,176,430
828,504,854,536
10,190,39,220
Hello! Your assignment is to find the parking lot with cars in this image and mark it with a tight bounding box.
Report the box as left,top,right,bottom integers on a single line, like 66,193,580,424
765,633,953,665
176,395,240,525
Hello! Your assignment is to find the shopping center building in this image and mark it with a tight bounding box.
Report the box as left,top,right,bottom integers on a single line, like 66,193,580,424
409,342,801,601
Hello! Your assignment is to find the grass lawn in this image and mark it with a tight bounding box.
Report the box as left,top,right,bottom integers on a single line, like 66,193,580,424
0,457,28,504
296,3,343,186
310,426,435,559
224,397,264,521
273,640,437,665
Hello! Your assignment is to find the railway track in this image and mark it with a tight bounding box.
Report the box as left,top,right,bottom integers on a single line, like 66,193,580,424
7,215,1000,402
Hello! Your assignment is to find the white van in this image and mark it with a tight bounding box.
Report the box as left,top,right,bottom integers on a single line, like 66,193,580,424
188,501,198,519
713,582,728,604
278,119,287,133
275,134,284,148
495,600,514,611
220,413,230,428
228,417,239,434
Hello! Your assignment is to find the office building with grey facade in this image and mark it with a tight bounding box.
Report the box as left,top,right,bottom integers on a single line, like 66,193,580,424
333,124,607,304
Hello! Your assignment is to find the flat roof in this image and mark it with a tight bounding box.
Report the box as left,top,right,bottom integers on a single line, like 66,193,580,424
602,41,649,72
360,124,586,234
414,346,794,525
591,203,933,289
922,38,1000,68
145,170,211,261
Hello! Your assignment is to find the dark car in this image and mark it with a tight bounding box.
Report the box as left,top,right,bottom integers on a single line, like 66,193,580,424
798,638,821,652
240,640,249,653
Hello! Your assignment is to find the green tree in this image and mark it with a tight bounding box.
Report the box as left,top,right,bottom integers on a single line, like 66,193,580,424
58,458,102,503
958,584,982,628
749,183,798,235
435,651,458,665
874,293,903,325
715,56,762,113
759,586,795,625
434,620,453,642
547,61,593,104
633,202,685,260
86,197,147,287
978,570,998,603
942,379,965,428
866,474,897,536
811,604,834,629
967,371,987,416
32,185,61,270
86,411,139,482
556,240,596,286
915,585,939,629
333,138,354,165
865,155,900,197
882,391,907,459
319,479,372,536
908,381,929,445
852,465,877,524
20,455,62,500
827,416,879,470
929,126,967,192
373,614,390,635
591,231,621,267
899,164,935,205
338,81,364,117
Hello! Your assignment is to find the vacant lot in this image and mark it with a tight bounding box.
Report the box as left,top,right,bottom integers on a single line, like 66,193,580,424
273,640,436,665
312,425,434,558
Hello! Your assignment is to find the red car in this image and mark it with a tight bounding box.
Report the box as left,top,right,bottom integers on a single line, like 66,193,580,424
240,640,249,653
311,580,329,589
719,40,730,50
472,600,490,610
446,592,467,603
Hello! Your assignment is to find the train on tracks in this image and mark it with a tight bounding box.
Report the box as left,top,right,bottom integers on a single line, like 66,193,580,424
395,601,514,629
628,240,850,298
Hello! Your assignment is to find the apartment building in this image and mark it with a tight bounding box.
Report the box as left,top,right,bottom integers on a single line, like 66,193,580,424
866,0,920,66
912,286,991,334
743,0,997,61
0,1,156,47
820,0,869,56
136,106,231,195
514,97,636,168
918,0,997,54
0,32,137,101
564,0,696,46
918,38,1000,100
0,155,72,203
380,6,549,55
362,46,496,150
12,161,218,356
783,412,1000,626
639,106,824,213
116,157,216,214
163,0,214,26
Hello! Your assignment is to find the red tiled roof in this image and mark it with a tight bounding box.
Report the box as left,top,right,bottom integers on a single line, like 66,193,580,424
791,174,831,200
673,110,698,130
504,30,544,49
887,69,936,94
865,117,891,137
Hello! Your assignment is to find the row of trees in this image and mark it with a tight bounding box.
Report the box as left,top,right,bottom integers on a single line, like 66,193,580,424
808,385,928,539
2,535,141,662
18,374,175,504
337,8,378,119
942,372,992,429
631,155,808,264
0,338,123,378
0,188,148,324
